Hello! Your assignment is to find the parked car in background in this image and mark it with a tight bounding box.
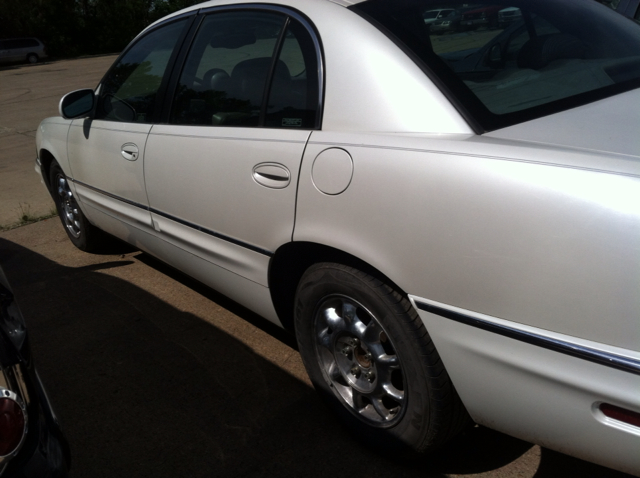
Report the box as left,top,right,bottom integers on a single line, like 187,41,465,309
35,0,640,475
0,38,47,64
459,4,502,29
430,10,463,34
423,7,456,25
497,6,521,27
0,267,70,476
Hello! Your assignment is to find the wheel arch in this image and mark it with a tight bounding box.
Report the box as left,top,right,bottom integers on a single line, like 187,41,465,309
38,148,57,193
269,241,407,333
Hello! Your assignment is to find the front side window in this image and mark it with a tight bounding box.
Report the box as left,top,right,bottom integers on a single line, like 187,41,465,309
97,18,189,123
171,10,319,129
353,0,640,131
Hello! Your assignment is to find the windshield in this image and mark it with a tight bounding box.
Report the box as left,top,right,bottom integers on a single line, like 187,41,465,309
352,0,640,131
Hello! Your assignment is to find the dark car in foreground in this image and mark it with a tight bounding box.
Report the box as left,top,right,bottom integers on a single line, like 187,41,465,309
0,268,69,477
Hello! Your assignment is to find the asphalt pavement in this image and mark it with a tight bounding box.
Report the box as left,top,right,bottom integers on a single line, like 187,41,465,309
0,57,635,478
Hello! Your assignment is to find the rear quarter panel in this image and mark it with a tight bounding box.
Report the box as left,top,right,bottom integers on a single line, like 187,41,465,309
293,130,640,473
294,131,640,352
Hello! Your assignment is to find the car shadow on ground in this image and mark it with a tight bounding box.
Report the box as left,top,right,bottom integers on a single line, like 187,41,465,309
0,235,633,478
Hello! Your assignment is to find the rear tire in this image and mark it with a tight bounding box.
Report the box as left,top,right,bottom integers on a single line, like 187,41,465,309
294,262,470,454
49,161,107,252
27,53,38,64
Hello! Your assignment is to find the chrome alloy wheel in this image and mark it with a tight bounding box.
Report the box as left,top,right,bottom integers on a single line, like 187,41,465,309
55,175,82,239
313,295,406,427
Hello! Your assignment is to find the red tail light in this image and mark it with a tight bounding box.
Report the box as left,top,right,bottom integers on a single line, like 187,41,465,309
0,397,26,456
600,403,640,428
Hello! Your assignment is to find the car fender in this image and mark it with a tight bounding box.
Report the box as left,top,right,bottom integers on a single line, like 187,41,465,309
36,116,72,190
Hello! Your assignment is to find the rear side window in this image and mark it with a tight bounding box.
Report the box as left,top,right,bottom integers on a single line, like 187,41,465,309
353,0,640,131
170,9,320,129
21,39,39,48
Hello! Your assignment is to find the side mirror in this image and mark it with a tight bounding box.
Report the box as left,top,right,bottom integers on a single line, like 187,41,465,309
59,89,95,119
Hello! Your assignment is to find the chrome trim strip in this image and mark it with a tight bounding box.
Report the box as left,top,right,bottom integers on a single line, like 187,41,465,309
414,300,640,376
71,179,274,257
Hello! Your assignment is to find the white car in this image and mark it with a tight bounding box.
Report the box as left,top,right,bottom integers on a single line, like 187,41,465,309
36,0,640,474
423,8,456,24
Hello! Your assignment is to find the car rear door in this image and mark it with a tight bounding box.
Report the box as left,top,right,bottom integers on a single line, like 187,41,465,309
143,7,322,286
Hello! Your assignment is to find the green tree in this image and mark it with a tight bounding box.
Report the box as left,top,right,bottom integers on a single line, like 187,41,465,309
0,0,201,58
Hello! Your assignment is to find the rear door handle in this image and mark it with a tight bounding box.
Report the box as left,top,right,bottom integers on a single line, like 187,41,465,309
252,163,291,189
121,143,139,161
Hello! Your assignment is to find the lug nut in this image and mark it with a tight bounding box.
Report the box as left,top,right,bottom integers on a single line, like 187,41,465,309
350,338,360,347
341,346,352,356
350,366,361,377
364,371,375,382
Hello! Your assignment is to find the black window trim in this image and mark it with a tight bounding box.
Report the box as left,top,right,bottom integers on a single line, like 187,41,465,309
260,16,292,126
160,3,325,130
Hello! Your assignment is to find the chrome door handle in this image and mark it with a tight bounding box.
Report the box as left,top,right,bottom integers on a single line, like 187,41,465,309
121,143,139,161
252,163,291,189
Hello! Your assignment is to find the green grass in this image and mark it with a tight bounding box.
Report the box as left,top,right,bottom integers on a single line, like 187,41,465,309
0,203,58,232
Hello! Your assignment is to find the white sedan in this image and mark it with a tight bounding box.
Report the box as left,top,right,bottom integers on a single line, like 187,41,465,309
36,0,640,474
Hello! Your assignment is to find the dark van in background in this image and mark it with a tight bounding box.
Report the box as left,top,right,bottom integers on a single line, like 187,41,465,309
0,38,47,64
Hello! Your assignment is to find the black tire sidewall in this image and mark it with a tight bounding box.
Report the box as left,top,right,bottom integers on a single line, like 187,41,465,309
294,263,434,453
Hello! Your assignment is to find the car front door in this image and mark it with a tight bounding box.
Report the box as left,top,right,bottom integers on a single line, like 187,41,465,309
66,16,192,243
144,8,322,286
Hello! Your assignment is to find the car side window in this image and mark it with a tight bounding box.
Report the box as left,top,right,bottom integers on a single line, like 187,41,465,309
96,18,188,124
264,18,320,128
171,10,319,129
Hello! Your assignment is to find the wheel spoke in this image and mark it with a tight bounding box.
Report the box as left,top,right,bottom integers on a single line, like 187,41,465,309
352,389,368,413
370,397,394,420
322,306,345,333
342,301,357,322
382,383,404,402
317,328,333,351
327,361,343,383
376,353,399,369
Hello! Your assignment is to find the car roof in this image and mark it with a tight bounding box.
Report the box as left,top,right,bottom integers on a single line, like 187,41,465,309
327,0,367,6
173,0,363,14
143,0,365,36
